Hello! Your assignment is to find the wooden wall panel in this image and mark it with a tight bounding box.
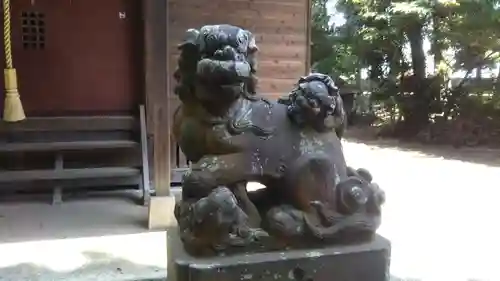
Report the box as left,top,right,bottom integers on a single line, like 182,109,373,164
168,0,310,168
168,0,309,94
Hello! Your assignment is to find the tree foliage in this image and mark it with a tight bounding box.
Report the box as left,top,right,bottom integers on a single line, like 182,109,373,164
311,0,500,144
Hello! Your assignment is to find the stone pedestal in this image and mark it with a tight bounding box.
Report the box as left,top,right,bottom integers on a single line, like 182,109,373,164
174,234,391,281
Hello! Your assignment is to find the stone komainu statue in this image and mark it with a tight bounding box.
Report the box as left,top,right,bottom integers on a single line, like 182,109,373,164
171,24,385,257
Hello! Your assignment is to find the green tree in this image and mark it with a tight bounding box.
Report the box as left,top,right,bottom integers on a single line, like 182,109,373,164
311,0,500,137
310,0,360,82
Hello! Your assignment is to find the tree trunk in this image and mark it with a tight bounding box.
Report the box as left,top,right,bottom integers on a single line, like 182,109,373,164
404,20,430,135
495,64,500,95
430,13,444,116
407,21,426,79
475,68,482,82
431,12,443,74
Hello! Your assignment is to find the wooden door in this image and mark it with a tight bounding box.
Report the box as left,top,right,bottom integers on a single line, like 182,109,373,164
2,0,141,116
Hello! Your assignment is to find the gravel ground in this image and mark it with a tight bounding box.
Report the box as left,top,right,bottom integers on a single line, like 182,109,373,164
0,195,167,281
0,134,499,280
341,138,500,281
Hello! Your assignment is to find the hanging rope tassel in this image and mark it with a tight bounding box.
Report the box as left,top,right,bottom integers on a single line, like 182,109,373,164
3,0,25,122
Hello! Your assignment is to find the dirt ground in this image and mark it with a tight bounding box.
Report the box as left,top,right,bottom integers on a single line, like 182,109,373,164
0,129,498,280
343,129,500,281
0,192,167,281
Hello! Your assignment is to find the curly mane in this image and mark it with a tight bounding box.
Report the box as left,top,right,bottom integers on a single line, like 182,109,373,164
173,29,201,105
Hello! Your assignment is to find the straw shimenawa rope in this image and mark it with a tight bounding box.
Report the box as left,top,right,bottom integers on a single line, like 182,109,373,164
3,0,25,122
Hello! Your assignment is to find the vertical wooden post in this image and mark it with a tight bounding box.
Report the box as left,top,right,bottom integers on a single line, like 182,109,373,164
143,0,170,197
305,0,312,75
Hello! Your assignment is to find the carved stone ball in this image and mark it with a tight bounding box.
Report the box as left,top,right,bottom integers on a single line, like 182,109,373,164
370,182,386,206
266,205,305,237
356,168,373,183
346,166,359,177
336,177,370,215
191,186,239,227
346,166,373,183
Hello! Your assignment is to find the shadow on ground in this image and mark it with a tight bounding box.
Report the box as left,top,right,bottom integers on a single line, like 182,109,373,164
344,127,500,167
0,251,166,281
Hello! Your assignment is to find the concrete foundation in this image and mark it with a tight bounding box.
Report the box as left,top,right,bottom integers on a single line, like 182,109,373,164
148,195,177,230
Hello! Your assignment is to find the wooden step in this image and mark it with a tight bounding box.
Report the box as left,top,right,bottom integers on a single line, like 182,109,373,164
0,116,138,132
0,167,141,182
0,140,139,152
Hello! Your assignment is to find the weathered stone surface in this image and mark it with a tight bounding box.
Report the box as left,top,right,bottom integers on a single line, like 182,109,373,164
174,234,390,281
172,24,385,256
